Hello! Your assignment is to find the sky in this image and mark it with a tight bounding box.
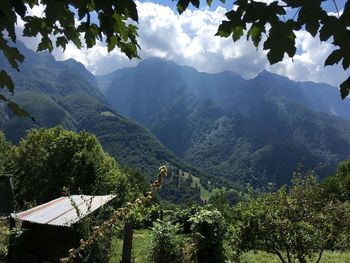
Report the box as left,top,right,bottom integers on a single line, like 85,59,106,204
17,0,349,87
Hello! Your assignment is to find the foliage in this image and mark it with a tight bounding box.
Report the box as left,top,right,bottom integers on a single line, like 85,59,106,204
109,229,153,263
323,159,350,201
181,0,350,99
170,205,226,262
131,204,160,229
0,220,10,260
0,0,139,115
0,44,203,204
240,250,350,263
104,58,350,189
73,216,113,263
2,0,350,118
7,126,127,208
189,206,226,263
228,172,350,263
150,220,184,263
0,131,12,175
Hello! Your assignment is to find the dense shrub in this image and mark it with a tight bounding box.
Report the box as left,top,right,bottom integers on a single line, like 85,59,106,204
228,173,350,263
189,206,226,263
7,127,127,208
150,220,183,263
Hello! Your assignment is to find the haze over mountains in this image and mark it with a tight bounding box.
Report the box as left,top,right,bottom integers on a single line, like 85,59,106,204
0,42,203,203
98,57,350,186
1,42,350,199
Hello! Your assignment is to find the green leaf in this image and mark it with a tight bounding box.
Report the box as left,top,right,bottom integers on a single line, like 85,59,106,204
320,16,338,42
177,0,190,14
264,21,297,64
0,37,25,70
56,36,68,50
342,54,350,70
340,76,350,99
190,0,200,8
117,0,138,22
297,3,326,37
216,21,233,37
232,26,244,42
247,23,265,47
0,70,14,94
37,36,53,52
324,49,343,66
207,0,213,6
7,101,35,121
108,35,118,52
0,94,9,102
12,0,26,17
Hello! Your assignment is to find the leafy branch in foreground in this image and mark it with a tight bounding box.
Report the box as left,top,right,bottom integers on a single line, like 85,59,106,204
60,165,167,263
0,0,140,117
210,0,350,98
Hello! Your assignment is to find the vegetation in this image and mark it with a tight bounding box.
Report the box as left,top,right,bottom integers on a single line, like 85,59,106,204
1,0,349,117
227,173,350,263
104,58,350,188
110,230,350,263
6,126,127,208
150,220,183,263
323,159,350,201
0,220,10,260
0,43,203,204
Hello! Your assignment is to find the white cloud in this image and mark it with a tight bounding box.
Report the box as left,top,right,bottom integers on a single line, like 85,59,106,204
15,1,349,87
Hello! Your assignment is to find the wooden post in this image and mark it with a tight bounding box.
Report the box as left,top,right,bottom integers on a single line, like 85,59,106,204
7,216,15,261
121,220,133,263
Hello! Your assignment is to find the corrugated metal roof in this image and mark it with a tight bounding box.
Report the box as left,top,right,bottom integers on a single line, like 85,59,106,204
13,195,115,227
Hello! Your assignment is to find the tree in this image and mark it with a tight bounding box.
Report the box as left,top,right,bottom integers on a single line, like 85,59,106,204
0,131,12,175
323,158,350,201
1,0,349,117
228,173,350,263
7,126,127,208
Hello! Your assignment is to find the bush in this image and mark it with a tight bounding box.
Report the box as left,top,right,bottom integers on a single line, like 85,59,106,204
228,173,350,263
150,220,183,263
189,206,226,263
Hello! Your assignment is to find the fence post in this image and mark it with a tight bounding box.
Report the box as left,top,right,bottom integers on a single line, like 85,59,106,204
121,220,133,263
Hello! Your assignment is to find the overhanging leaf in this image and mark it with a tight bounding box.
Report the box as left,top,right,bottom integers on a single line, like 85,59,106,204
340,76,350,99
232,26,244,42
7,101,35,121
0,70,14,93
325,49,343,66
177,0,190,14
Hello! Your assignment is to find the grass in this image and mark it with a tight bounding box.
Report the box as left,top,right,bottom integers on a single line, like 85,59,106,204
109,229,152,263
179,171,224,202
241,251,350,263
109,229,350,263
0,219,10,259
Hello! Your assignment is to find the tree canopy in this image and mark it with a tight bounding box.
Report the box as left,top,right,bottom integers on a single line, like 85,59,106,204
0,0,349,117
4,126,127,208
228,173,350,263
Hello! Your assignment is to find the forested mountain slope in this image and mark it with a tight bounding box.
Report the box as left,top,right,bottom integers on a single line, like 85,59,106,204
0,43,202,203
99,58,350,186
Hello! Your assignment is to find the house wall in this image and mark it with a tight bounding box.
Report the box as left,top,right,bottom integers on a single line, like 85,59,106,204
12,222,79,263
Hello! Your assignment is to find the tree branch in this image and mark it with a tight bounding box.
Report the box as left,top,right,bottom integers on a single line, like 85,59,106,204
332,0,340,18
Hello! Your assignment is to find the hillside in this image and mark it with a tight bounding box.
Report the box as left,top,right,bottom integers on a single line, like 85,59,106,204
99,58,350,186
0,43,203,203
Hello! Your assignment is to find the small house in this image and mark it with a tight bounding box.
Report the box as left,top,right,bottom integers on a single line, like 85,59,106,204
11,195,115,263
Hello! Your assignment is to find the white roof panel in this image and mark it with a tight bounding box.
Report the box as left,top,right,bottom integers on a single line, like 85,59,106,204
13,195,115,227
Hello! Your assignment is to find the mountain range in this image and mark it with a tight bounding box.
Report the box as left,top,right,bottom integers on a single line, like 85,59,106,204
0,42,202,203
2,42,350,199
98,57,350,187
